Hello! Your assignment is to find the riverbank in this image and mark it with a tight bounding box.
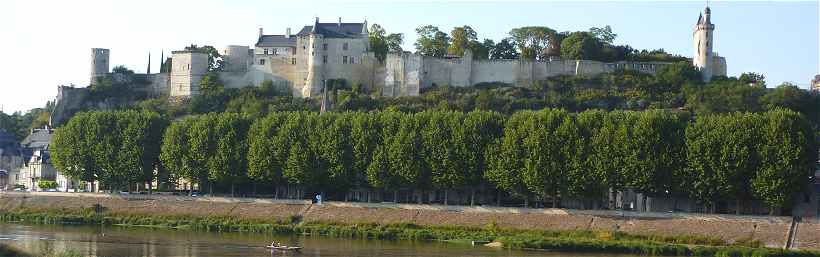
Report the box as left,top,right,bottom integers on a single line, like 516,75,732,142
1,192,819,256
0,244,29,257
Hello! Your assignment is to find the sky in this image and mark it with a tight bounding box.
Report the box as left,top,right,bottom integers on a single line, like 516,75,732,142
0,0,817,113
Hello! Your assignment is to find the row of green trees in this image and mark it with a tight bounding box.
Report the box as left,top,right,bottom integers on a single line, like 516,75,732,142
372,22,685,62
50,110,166,192
0,101,53,140
51,108,816,213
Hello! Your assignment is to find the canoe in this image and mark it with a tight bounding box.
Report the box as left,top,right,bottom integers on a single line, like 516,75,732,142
266,245,302,251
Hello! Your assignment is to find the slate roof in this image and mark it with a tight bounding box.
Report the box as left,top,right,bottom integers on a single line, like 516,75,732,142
21,129,53,150
256,35,297,47
296,23,366,38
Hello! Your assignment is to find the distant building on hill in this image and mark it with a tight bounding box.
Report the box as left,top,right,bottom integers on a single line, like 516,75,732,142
692,6,727,83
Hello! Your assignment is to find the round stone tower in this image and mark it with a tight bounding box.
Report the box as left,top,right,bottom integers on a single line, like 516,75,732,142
223,45,250,72
90,48,110,85
304,17,325,97
693,7,715,82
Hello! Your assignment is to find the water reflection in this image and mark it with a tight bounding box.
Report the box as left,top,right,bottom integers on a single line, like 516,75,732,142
0,223,622,257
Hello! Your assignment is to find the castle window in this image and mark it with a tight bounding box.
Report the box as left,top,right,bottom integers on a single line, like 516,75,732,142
323,43,328,50
343,56,348,64
259,59,266,65
350,57,355,64
264,49,269,55
292,58,296,65
343,43,349,50
322,55,327,64
272,48,278,55
293,48,297,55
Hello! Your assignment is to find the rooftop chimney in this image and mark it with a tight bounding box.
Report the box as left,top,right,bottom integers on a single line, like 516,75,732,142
286,27,291,38
258,28,263,38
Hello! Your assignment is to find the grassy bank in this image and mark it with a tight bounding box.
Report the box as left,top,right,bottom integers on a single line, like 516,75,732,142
1,242,82,257
0,209,817,257
0,244,30,257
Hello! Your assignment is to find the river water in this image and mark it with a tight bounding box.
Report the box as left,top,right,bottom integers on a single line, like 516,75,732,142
0,223,630,257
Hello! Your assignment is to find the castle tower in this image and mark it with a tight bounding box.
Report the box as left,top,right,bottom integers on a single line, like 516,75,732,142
89,48,110,85
223,45,250,72
304,17,325,97
693,6,715,82
169,50,209,98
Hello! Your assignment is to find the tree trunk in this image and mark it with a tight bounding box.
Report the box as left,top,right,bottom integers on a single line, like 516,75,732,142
231,183,235,197
274,184,279,199
642,194,648,212
470,189,475,206
444,190,448,206
524,197,529,208
552,195,558,208
608,188,616,210
393,190,398,203
496,190,501,206
736,198,742,215
673,197,678,212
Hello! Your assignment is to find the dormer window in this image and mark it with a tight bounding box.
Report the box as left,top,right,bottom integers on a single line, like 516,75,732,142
263,49,269,55
343,43,349,50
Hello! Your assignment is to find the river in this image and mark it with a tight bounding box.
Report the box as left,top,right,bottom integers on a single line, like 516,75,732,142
0,223,632,257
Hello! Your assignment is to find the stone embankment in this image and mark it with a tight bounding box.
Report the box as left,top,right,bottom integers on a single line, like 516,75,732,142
1,192,817,250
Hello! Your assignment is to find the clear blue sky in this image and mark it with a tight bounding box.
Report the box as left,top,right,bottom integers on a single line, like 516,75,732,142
1,0,817,113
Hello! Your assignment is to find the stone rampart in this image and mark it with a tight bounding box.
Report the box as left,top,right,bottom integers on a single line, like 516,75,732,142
382,53,672,96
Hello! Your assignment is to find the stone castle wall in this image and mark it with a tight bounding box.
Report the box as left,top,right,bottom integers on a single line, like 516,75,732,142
382,52,672,97
50,86,90,126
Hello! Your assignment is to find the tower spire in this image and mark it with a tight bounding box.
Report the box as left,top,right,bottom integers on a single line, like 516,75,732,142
147,52,151,74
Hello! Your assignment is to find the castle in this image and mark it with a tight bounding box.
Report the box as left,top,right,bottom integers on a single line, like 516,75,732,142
692,7,727,83
54,7,726,124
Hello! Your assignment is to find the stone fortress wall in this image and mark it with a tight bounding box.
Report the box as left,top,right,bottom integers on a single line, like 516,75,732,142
382,50,671,97
145,47,673,99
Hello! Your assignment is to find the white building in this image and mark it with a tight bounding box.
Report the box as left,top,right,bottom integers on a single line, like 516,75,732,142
12,127,82,192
